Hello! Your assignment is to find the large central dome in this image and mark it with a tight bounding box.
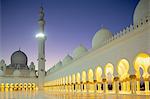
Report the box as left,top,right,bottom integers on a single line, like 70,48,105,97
11,50,28,65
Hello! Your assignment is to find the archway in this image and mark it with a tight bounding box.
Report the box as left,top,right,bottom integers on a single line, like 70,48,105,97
139,67,145,91
76,73,80,84
117,59,130,92
88,69,94,82
32,83,36,89
104,63,114,92
28,83,32,89
65,76,68,92
65,76,68,85
60,78,63,91
134,53,150,92
76,72,81,92
23,83,27,90
68,75,72,92
14,83,19,90
5,83,9,88
63,77,65,91
0,83,4,91
69,75,72,84
19,83,23,90
63,77,65,85
88,69,94,92
72,74,76,91
95,66,102,92
82,71,87,92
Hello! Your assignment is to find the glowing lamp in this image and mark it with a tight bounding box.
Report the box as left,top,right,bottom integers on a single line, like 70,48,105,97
36,33,45,38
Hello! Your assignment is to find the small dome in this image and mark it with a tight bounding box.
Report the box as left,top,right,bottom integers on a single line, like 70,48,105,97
13,70,21,76
73,45,88,59
0,59,5,64
0,59,5,68
0,70,3,76
11,50,28,65
62,55,73,66
133,0,150,24
92,28,112,49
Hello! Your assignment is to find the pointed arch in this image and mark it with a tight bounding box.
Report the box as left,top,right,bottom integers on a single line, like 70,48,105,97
82,71,86,83
76,72,80,84
117,59,129,80
72,74,76,84
95,66,102,82
134,53,150,78
88,69,94,82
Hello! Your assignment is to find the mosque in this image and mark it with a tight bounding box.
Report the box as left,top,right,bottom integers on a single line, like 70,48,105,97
0,0,150,96
44,0,150,95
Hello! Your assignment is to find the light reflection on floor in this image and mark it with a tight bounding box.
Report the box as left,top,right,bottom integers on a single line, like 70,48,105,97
0,90,150,99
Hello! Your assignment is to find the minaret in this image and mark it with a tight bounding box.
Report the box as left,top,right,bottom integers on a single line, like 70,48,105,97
36,6,46,89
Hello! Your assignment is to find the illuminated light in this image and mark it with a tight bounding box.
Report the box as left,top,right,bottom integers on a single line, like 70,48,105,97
95,66,102,82
117,59,129,80
5,88,9,92
28,83,32,88
23,83,27,88
32,83,36,88
82,71,86,83
69,75,71,84
5,83,9,88
35,33,45,38
14,83,19,90
72,74,76,84
10,88,13,91
1,83,4,88
134,53,150,78
88,69,94,82
10,83,14,88
18,83,23,90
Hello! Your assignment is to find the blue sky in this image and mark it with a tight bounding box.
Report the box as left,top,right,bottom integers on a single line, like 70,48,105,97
1,0,139,70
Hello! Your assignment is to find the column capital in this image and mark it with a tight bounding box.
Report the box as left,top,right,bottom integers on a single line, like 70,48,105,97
114,77,119,81
102,78,107,82
144,77,149,81
129,75,136,79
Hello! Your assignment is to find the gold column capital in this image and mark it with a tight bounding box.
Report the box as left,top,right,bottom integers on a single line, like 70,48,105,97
129,75,136,79
102,78,107,82
114,77,119,81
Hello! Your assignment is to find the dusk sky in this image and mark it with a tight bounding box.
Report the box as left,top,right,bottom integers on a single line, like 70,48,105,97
1,0,139,70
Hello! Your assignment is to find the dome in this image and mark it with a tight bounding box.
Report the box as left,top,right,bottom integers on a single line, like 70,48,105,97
11,50,27,65
0,70,3,76
0,59,5,67
133,0,150,24
73,45,88,59
13,70,21,76
92,28,112,49
62,55,73,66
0,59,5,64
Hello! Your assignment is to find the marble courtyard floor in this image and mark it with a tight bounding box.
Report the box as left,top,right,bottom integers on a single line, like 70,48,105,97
0,90,150,99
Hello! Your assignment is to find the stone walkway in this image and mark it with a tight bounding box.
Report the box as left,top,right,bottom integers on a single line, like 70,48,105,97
0,90,150,99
